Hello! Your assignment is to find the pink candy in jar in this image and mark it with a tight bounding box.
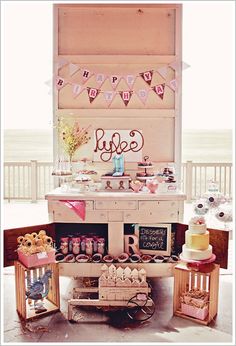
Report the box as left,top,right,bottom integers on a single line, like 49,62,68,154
85,237,94,256
60,237,69,255
97,237,105,255
72,237,81,255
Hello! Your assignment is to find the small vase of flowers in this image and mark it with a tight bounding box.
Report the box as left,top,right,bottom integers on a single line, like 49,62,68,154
58,119,91,172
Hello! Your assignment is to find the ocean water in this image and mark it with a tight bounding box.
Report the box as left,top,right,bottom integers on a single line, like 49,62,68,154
4,129,232,163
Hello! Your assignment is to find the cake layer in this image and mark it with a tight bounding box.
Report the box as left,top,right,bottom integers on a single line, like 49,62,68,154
188,223,207,234
185,230,209,250
182,244,213,261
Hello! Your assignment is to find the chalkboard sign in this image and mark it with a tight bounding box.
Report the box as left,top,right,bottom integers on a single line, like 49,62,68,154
135,224,171,255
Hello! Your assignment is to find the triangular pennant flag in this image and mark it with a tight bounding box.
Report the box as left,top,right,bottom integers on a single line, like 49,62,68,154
72,84,83,98
55,76,66,90
56,58,68,70
168,79,178,91
182,61,191,70
169,60,180,71
169,60,190,71
44,79,52,95
96,73,106,87
87,87,100,103
136,89,149,105
110,75,121,89
139,70,153,86
104,91,116,107
119,91,132,106
126,75,136,89
69,63,80,76
152,83,165,100
157,66,168,79
81,69,93,84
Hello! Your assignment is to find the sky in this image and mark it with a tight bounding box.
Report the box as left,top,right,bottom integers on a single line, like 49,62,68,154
1,1,235,130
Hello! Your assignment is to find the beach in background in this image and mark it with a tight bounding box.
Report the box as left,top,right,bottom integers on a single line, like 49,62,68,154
4,129,232,163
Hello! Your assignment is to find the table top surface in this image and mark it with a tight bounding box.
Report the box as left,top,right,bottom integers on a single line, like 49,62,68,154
45,188,186,201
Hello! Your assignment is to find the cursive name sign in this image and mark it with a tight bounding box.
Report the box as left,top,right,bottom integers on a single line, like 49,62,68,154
93,128,144,162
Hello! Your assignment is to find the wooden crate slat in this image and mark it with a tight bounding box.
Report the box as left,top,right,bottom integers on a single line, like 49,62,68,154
14,261,60,321
173,263,220,325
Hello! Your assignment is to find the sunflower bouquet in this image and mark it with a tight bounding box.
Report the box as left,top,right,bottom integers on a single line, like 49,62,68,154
58,120,91,165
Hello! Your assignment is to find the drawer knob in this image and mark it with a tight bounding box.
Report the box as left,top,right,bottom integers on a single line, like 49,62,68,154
170,213,174,217
126,214,131,217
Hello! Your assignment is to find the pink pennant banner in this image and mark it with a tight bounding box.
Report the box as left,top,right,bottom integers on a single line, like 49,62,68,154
60,200,86,221
169,79,178,91
55,76,66,90
157,66,168,79
152,83,165,100
104,91,116,107
169,60,190,71
87,87,100,103
119,91,132,106
96,73,106,87
110,75,121,89
139,70,153,86
126,75,136,89
56,58,68,70
82,69,93,84
69,63,80,76
136,89,149,105
72,83,83,98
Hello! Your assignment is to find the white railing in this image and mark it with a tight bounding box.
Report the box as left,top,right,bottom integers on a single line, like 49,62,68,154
4,161,54,202
4,160,233,202
181,161,233,202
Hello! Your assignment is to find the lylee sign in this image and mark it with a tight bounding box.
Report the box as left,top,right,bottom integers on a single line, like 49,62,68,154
94,128,144,162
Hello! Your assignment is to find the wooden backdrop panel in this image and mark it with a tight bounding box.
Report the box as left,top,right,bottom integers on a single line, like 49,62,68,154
57,5,177,55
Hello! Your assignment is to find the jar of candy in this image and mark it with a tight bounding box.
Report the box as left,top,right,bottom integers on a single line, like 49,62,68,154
85,237,94,255
68,235,73,253
97,238,105,255
60,237,69,255
80,236,86,253
93,236,98,253
72,237,81,255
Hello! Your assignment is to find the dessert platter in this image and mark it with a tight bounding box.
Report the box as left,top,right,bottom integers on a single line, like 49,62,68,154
136,156,155,181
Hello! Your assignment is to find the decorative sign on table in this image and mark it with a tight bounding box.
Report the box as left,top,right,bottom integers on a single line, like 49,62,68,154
94,128,144,162
135,224,171,255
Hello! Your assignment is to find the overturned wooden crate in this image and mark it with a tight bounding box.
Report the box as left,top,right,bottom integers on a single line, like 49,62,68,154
173,262,220,325
14,261,60,320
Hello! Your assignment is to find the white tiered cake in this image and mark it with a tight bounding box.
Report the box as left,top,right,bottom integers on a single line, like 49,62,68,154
181,217,213,261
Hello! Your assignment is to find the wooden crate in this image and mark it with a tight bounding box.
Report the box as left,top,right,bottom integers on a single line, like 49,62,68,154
14,261,60,320
173,262,220,325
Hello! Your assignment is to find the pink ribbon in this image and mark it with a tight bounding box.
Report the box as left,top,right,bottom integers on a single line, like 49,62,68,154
60,200,86,221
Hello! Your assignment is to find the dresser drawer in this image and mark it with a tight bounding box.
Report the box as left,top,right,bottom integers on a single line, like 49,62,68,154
53,210,107,223
49,200,94,213
108,211,123,222
95,200,137,210
124,210,178,223
138,201,177,210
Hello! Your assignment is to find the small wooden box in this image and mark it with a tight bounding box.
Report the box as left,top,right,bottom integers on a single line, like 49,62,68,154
17,249,56,269
173,262,219,325
100,176,131,191
14,261,60,320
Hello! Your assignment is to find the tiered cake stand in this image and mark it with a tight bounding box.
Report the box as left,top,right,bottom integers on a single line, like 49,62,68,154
136,156,155,183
